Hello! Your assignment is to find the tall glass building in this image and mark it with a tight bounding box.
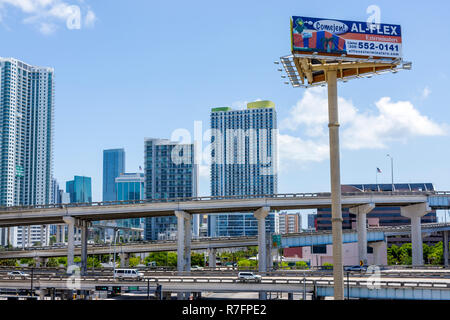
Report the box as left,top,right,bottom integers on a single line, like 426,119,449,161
0,58,54,247
208,101,278,237
144,138,199,240
66,176,92,203
103,148,125,202
115,172,145,229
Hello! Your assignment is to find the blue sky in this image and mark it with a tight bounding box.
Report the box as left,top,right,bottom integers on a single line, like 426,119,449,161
0,0,449,223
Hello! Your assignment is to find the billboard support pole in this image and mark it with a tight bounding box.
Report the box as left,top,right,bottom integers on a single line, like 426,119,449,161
327,68,344,300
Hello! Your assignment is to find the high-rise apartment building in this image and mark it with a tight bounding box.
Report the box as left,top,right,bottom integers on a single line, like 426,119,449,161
103,148,125,202
0,57,55,247
278,212,302,234
144,138,198,240
208,100,278,237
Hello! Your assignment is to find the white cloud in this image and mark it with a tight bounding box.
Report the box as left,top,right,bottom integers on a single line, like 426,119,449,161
422,86,431,99
0,0,95,34
280,87,447,165
278,133,329,165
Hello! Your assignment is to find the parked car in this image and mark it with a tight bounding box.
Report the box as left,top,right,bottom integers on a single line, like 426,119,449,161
238,272,262,283
7,271,30,279
113,268,144,280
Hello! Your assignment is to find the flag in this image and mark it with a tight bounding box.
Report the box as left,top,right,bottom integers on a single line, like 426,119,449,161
139,166,142,171
376,167,382,173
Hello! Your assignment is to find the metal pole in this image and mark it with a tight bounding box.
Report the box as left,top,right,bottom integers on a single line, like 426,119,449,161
327,69,344,300
303,271,306,300
387,154,394,191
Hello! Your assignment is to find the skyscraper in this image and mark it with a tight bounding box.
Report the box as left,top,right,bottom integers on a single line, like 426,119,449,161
66,176,92,203
115,172,145,230
0,57,55,247
144,138,198,240
103,148,125,202
208,100,278,237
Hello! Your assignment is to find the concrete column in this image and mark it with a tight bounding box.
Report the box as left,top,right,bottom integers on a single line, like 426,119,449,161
27,226,31,247
349,203,375,266
400,203,431,266
208,248,217,268
175,211,191,272
80,224,88,275
63,217,75,270
254,207,270,273
56,225,61,243
120,253,130,267
40,225,45,246
36,257,44,268
370,241,387,266
444,231,449,267
327,69,344,300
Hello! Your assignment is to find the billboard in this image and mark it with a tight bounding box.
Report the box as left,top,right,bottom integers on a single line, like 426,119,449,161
291,16,402,59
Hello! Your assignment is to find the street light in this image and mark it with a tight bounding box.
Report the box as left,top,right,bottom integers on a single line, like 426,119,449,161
386,154,394,191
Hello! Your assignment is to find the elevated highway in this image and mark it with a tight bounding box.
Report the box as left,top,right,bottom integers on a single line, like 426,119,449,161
1,191,447,227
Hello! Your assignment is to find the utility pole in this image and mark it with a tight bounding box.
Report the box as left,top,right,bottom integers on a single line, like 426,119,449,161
327,69,344,300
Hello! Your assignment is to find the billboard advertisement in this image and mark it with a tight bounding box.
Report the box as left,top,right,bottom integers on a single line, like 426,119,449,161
291,16,402,59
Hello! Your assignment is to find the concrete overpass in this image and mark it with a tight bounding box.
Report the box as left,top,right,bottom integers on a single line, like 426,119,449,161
2,223,450,269
1,191,449,275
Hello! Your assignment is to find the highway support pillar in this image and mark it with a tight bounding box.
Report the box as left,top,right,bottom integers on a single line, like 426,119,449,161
208,248,217,269
254,207,270,273
349,203,375,266
369,241,387,265
120,253,130,267
444,231,449,267
400,203,431,266
175,211,192,273
40,225,45,246
63,216,75,270
56,225,62,243
36,257,45,268
80,221,89,275
327,69,344,300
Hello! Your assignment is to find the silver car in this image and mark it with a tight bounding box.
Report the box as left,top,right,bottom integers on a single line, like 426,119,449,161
7,271,30,279
238,272,262,283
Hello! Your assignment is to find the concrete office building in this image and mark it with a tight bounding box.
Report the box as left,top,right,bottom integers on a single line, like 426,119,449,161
278,212,302,234
144,138,199,240
0,58,55,247
208,101,278,237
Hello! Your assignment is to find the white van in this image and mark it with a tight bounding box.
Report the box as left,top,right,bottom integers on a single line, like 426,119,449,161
114,268,144,280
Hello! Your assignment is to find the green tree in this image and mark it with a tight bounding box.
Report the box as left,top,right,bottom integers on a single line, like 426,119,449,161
0,259,17,266
46,258,59,268
57,257,67,267
49,235,57,246
399,243,412,265
295,261,309,269
129,256,141,267
387,244,401,265
191,252,205,267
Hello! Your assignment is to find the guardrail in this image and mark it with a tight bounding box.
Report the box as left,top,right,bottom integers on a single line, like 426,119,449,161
0,275,449,291
0,190,440,212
